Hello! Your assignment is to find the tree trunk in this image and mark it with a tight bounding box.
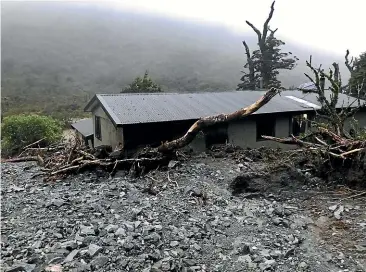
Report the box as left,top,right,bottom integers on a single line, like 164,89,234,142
157,87,279,153
246,1,275,88
242,41,256,89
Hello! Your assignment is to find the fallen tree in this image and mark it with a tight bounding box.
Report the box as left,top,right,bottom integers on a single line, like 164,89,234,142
158,87,279,153
266,53,366,182
4,88,279,181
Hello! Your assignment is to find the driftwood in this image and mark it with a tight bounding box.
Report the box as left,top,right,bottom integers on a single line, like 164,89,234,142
22,138,46,150
158,87,279,153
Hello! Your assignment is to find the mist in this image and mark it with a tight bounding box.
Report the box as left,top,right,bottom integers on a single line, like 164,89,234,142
1,1,352,117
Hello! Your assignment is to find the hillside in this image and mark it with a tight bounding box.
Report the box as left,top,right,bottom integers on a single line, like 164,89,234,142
1,1,351,119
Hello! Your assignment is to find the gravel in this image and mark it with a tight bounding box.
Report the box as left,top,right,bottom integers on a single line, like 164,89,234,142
2,157,366,272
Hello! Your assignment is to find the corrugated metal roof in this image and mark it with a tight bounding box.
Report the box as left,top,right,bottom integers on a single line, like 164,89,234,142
71,118,93,137
87,90,364,125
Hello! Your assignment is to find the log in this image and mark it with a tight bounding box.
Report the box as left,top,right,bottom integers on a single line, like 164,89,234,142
22,138,46,150
4,156,40,163
158,87,279,153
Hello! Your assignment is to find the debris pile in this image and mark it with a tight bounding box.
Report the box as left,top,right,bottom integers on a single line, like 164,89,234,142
4,136,172,181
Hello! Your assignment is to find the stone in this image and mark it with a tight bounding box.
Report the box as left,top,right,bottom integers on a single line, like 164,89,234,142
334,205,344,220
124,222,135,232
144,233,161,244
88,244,102,257
270,250,282,259
192,243,201,251
274,205,285,217
64,249,79,263
298,262,308,269
90,255,109,269
44,264,63,272
51,199,66,207
115,228,126,237
284,248,295,258
272,217,282,226
259,259,276,271
328,204,338,211
105,224,118,233
80,225,95,236
170,241,179,247
239,244,251,255
6,263,36,272
168,160,179,168
60,240,77,251
355,244,366,253
53,233,63,239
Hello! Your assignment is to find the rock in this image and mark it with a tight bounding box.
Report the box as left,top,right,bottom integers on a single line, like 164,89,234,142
185,187,202,197
238,244,251,255
54,233,63,239
115,228,126,237
90,255,109,269
170,241,179,247
44,264,62,272
328,204,338,211
192,243,201,251
238,255,251,263
124,222,135,232
60,240,77,251
238,255,257,269
6,263,36,272
272,217,282,226
105,224,118,233
334,205,344,220
270,250,282,259
80,225,95,236
284,248,295,258
355,244,366,253
144,233,161,244
298,262,308,269
168,160,179,168
64,249,79,263
259,259,276,271
88,244,102,257
273,205,285,217
32,240,42,249
51,199,66,207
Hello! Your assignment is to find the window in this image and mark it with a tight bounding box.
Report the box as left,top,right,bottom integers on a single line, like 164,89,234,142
290,114,307,136
95,116,102,140
204,123,228,147
256,116,275,141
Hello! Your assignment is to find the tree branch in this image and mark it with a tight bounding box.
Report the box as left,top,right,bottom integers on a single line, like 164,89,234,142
262,1,275,44
158,88,279,153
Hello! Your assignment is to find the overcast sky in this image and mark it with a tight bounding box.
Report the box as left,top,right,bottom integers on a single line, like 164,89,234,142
13,0,366,56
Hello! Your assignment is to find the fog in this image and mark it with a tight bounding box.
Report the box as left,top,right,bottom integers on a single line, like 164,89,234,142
1,1,352,116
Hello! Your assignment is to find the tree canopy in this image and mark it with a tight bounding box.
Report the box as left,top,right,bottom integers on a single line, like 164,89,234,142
348,52,366,99
121,71,162,93
237,1,298,90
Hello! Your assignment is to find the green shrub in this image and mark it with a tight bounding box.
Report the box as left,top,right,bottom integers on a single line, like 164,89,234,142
1,114,63,156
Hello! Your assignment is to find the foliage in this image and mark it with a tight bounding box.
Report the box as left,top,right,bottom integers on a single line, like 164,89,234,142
1,114,63,156
121,71,162,93
237,2,298,90
348,52,366,99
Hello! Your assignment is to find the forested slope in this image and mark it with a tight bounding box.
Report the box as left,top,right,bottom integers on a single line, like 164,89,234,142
1,1,349,119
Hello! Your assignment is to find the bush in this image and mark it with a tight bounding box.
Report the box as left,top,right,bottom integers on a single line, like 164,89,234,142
1,114,63,156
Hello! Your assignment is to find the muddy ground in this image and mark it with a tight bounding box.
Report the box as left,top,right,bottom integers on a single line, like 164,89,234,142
1,150,366,272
